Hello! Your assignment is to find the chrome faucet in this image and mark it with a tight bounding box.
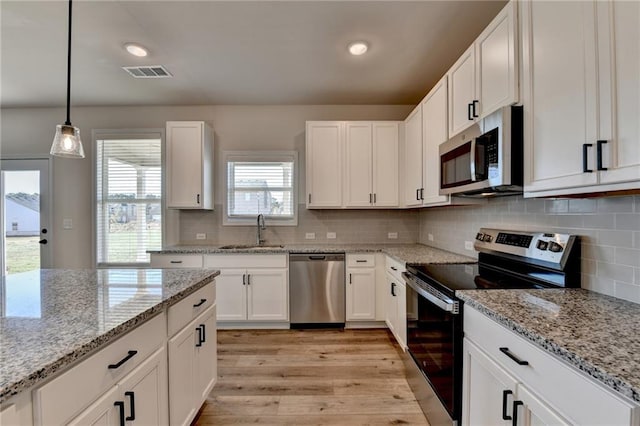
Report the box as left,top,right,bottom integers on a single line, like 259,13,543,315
256,214,266,246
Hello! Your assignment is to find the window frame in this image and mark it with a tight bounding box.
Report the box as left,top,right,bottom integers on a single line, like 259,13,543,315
92,129,165,267
223,151,298,226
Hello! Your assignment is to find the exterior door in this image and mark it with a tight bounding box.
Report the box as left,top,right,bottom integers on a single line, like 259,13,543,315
1,158,51,274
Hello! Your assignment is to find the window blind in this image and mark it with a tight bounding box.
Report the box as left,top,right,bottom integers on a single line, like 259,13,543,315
96,137,162,266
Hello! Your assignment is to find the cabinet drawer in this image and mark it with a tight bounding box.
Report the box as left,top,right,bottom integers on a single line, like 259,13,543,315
385,256,405,280
464,306,637,425
204,254,287,268
168,282,216,337
347,254,375,267
150,254,203,268
33,313,166,426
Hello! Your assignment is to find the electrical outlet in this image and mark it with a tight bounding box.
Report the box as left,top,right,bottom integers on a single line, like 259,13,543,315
63,218,73,230
196,233,206,240
428,233,434,241
464,241,474,251
387,232,398,239
305,232,316,240
326,232,336,239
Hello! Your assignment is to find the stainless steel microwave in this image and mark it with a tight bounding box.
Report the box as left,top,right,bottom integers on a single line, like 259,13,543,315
439,105,523,197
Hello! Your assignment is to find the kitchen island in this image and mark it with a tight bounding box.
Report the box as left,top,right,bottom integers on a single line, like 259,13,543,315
0,268,219,424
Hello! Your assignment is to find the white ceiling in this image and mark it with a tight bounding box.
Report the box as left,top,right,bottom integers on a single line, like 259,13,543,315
1,1,506,108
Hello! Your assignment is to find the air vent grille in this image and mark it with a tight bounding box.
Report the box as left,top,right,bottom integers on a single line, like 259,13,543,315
122,65,172,78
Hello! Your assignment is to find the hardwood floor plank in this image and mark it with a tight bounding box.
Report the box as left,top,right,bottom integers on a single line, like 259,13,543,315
234,354,403,367
195,413,430,425
213,379,335,396
277,395,423,416
331,378,414,396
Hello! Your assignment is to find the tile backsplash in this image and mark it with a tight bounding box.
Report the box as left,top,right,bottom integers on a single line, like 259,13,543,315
417,195,640,303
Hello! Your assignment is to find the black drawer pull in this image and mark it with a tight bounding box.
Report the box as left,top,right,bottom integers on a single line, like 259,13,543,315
193,298,207,308
125,391,136,421
597,140,608,171
499,347,529,365
512,400,523,426
583,143,593,173
309,256,326,260
114,401,125,426
108,350,138,369
170,260,183,264
502,389,513,420
356,260,367,263
390,266,397,271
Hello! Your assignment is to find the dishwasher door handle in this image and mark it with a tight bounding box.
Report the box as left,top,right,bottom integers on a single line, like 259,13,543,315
309,256,327,260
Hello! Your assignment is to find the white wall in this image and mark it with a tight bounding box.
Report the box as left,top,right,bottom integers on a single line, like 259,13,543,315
1,104,413,267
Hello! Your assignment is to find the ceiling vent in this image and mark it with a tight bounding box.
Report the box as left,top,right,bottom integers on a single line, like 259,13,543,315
122,65,172,78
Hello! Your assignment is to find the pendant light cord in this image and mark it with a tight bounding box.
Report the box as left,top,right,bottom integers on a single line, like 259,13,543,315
65,0,73,126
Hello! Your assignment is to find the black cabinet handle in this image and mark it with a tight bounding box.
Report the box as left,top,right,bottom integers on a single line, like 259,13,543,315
468,103,474,121
583,143,593,172
391,282,396,297
349,273,352,284
390,266,398,271
597,140,608,171
374,193,377,203
472,100,479,118
196,326,203,347
197,194,201,204
420,188,424,200
108,350,138,369
502,390,513,420
308,193,312,204
512,400,524,426
356,260,367,263
125,391,136,421
170,260,183,264
416,188,420,201
247,274,251,285
309,256,327,260
499,347,529,365
201,324,206,343
242,274,246,285
38,239,48,244
193,298,207,308
369,193,373,203
114,401,125,426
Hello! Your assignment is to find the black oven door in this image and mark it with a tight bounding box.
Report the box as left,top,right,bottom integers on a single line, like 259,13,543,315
405,277,463,422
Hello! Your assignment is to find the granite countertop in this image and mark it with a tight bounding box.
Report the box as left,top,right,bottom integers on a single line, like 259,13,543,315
0,268,219,403
150,243,476,265
457,288,640,403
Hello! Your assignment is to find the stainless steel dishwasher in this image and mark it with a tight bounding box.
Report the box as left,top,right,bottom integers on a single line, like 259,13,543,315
289,253,345,327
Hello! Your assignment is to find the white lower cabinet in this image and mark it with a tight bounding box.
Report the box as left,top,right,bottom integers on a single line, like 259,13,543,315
384,256,406,349
205,255,289,324
168,304,217,426
463,305,639,426
346,254,376,321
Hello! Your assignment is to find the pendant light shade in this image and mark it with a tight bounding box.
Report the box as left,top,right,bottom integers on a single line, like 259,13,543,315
50,0,85,159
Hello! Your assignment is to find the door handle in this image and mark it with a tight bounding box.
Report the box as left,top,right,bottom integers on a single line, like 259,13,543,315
502,390,513,420
468,103,474,121
108,350,138,369
583,143,593,173
349,273,352,284
114,401,125,426
196,326,203,347
38,239,48,244
391,282,396,297
193,298,207,308
512,400,524,426
499,347,529,365
472,100,479,118
196,193,201,204
597,140,608,171
124,391,136,421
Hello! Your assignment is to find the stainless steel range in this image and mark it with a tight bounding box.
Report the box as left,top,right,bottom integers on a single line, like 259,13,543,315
402,228,580,426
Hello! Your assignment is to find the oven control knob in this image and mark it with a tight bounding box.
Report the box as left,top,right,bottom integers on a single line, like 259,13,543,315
483,234,492,243
536,240,549,251
476,232,485,241
548,242,564,253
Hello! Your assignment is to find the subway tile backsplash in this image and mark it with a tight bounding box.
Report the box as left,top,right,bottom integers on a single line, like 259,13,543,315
417,195,640,304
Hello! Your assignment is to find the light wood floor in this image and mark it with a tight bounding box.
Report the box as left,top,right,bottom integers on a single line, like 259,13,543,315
194,328,429,425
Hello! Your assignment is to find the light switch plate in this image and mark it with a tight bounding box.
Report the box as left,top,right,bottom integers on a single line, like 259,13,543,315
387,232,398,239
326,232,336,239
196,233,206,240
464,241,474,251
63,218,72,230
305,232,316,240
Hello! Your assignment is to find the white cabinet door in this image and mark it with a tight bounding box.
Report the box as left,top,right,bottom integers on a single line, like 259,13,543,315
346,268,376,320
166,121,213,209
372,122,399,207
403,105,423,207
462,339,518,426
118,347,168,426
522,1,600,193
194,305,217,404
306,121,343,208
385,273,398,334
475,0,518,118
394,279,406,350
168,321,197,426
448,45,477,137
515,385,571,426
247,269,289,321
67,386,121,426
344,122,373,207
599,1,640,186
216,269,247,321
421,75,450,206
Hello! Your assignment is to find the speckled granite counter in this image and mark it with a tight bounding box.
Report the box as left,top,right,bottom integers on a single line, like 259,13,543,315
150,243,476,265
457,288,640,403
0,268,219,403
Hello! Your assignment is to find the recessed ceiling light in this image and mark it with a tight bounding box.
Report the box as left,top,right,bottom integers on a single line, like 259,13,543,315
348,41,369,56
124,43,148,57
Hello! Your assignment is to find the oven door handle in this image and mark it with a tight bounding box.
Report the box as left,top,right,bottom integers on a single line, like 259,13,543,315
470,138,477,181
403,272,459,314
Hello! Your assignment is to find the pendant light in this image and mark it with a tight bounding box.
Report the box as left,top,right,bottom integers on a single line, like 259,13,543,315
50,0,85,159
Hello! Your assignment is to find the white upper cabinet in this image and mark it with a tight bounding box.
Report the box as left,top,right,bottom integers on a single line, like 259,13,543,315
372,123,400,207
448,1,518,138
306,121,343,208
344,122,374,207
402,105,423,207
522,0,640,197
166,121,214,209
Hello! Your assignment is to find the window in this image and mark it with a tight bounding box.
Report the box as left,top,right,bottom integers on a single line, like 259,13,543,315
95,131,162,266
224,151,297,225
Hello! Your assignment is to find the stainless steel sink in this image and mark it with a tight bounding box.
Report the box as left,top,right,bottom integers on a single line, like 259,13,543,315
217,244,285,250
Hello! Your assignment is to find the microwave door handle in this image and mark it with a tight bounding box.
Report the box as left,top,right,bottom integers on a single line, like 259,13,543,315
470,138,477,181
